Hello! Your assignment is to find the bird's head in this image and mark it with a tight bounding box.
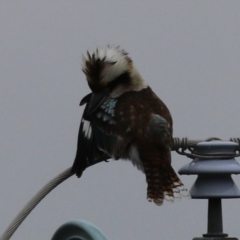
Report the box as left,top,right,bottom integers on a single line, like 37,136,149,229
82,46,148,98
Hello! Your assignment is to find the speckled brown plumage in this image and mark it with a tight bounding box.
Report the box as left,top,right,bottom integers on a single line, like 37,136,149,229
72,46,186,205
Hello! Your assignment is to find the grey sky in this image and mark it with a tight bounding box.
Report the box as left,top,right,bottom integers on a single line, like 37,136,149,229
1,1,240,239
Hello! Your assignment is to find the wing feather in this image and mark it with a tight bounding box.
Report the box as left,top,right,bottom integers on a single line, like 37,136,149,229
72,95,118,176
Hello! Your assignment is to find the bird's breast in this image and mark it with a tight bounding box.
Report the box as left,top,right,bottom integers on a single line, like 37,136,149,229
123,146,144,172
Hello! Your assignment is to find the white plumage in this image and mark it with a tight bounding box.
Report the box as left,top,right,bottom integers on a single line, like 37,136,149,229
82,46,130,84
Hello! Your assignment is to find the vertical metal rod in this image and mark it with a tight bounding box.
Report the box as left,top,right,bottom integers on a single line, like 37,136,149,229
203,198,228,238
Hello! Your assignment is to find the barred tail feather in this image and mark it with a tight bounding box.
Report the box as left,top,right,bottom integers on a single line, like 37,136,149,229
162,165,188,200
144,163,164,205
145,163,187,206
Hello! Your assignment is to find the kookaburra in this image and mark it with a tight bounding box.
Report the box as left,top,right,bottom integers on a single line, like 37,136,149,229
72,46,185,205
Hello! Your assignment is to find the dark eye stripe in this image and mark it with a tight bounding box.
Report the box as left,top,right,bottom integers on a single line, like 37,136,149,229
108,72,131,90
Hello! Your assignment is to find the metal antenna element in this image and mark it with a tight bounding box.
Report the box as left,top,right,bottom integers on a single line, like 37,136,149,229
0,168,74,240
173,137,240,159
179,141,240,240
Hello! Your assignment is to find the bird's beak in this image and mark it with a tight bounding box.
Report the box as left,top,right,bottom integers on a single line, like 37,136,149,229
79,93,92,106
87,88,110,115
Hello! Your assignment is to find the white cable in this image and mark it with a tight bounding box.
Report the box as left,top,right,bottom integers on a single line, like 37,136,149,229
0,167,74,240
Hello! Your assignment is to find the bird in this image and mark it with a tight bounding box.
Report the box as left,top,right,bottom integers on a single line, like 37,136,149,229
71,46,186,205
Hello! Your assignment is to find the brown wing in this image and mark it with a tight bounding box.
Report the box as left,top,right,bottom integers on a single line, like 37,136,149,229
92,86,172,141
72,94,118,177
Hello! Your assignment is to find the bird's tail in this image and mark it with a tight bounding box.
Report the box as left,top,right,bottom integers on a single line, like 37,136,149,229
145,163,187,206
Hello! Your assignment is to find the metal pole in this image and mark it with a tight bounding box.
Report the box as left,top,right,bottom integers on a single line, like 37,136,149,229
179,141,240,240
203,198,227,238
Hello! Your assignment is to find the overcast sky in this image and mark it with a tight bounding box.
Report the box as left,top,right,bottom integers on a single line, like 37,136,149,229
1,1,240,239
